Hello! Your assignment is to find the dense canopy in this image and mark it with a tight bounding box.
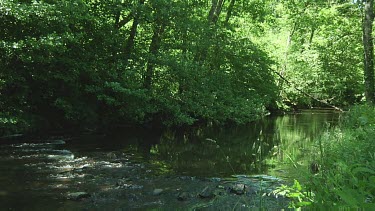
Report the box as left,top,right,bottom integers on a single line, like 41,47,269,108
0,0,373,135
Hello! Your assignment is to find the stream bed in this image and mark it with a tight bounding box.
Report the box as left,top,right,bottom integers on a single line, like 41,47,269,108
0,110,340,210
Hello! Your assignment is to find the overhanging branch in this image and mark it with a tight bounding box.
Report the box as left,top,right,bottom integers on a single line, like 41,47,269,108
273,69,343,112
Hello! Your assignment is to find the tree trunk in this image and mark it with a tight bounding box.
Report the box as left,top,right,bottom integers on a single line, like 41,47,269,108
124,18,139,61
208,0,218,22
124,0,145,62
225,0,236,24
363,0,375,104
308,27,315,47
280,22,297,84
116,13,133,29
144,24,165,90
115,11,121,28
208,0,225,24
195,0,225,63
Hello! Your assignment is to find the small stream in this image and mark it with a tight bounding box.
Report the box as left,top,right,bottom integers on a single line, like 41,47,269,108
0,110,340,210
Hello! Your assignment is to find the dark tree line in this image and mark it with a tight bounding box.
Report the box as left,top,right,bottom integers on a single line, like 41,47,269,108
0,0,278,135
1,0,375,135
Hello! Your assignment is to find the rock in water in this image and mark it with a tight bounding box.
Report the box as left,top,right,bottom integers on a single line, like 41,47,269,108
153,189,164,195
230,184,246,195
67,192,90,200
107,152,117,159
177,192,190,201
198,186,215,199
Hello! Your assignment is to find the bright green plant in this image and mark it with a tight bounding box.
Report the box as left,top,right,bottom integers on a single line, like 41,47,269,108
271,179,314,208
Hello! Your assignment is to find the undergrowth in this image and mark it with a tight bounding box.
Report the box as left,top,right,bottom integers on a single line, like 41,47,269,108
278,105,375,208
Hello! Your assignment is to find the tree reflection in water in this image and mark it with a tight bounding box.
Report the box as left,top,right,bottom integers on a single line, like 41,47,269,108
145,110,341,178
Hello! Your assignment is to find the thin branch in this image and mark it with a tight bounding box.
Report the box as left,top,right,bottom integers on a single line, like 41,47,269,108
273,69,343,112
116,12,133,29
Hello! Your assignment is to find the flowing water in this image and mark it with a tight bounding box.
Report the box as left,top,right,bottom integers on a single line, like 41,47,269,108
0,110,340,210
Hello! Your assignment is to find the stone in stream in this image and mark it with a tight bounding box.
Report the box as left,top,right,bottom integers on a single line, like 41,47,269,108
116,178,132,186
230,183,246,195
67,192,90,200
106,152,117,159
198,186,215,199
213,186,227,196
177,192,190,201
153,188,164,195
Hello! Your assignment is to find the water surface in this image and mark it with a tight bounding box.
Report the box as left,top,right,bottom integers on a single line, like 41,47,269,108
0,109,340,209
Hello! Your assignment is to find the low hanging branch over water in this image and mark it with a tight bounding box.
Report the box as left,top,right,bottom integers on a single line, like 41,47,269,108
272,70,344,112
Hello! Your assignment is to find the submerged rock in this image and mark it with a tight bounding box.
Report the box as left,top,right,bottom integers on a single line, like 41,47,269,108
198,186,215,199
153,188,164,195
248,175,282,182
67,192,90,200
116,178,132,186
177,192,190,201
106,152,117,159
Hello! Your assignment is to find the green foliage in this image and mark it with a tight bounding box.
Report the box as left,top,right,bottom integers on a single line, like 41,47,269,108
1,0,106,133
272,179,314,208
254,0,364,108
0,0,279,135
307,105,375,208
0,0,370,135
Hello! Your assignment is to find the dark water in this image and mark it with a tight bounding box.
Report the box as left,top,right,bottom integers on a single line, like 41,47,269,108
0,110,340,210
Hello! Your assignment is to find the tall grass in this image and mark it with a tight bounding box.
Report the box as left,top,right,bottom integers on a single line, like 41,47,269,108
308,105,375,208
273,105,375,208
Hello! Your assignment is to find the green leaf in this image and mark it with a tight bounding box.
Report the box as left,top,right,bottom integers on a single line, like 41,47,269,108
293,179,302,191
352,166,375,175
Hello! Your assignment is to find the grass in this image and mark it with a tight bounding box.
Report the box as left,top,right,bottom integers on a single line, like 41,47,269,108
277,105,375,208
